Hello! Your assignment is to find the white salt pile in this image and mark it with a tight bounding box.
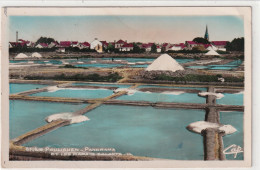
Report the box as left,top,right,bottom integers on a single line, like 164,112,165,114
47,86,60,92
205,49,220,56
61,60,69,65
31,52,42,58
218,77,225,82
90,61,97,63
28,61,34,64
162,91,185,95
187,121,237,135
198,92,224,99
77,61,84,64
45,112,89,124
15,53,29,59
146,54,184,72
113,88,137,95
127,62,135,65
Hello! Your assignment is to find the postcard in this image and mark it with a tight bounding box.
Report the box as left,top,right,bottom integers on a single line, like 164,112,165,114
1,6,251,168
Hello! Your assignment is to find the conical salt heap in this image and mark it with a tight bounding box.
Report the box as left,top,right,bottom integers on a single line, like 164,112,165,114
205,49,220,56
146,54,184,72
15,53,29,59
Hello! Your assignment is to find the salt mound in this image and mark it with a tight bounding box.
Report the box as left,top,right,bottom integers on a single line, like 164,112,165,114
146,54,184,72
45,112,89,124
15,53,29,59
31,52,42,58
187,121,237,135
205,49,220,56
219,125,237,134
198,92,224,99
162,91,185,95
47,86,60,92
114,88,137,95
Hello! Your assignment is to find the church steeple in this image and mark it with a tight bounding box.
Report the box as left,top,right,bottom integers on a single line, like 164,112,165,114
204,25,209,41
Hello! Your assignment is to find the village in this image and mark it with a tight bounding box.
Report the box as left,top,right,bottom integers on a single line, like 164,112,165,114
8,24,245,161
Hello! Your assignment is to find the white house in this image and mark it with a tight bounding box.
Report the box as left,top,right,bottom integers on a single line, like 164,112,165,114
120,43,134,51
156,46,161,53
90,39,103,53
90,39,102,49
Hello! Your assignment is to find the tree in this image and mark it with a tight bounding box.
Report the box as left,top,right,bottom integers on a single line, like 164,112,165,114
151,43,157,53
36,37,56,45
192,45,206,51
133,43,141,53
107,43,115,52
192,37,210,44
161,46,166,53
225,37,244,52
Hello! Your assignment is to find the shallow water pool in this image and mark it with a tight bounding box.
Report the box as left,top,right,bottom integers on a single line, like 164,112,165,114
30,88,114,99
138,85,207,91
9,100,88,139
116,91,205,103
216,93,243,106
72,83,131,88
219,111,244,160
23,105,205,160
75,63,125,68
9,83,48,94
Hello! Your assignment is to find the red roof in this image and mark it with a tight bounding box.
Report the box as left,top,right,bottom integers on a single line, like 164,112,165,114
174,43,186,49
116,39,125,44
39,43,48,47
141,44,152,48
156,45,161,49
211,41,228,46
9,42,27,47
60,41,71,47
71,41,78,45
203,44,211,48
121,43,133,48
82,42,90,47
100,41,108,46
162,43,169,47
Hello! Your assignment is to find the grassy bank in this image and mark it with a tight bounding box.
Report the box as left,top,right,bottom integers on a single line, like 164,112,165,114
153,74,244,83
23,73,123,82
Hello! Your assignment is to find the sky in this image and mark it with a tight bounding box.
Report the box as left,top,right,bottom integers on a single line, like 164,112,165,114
9,15,244,43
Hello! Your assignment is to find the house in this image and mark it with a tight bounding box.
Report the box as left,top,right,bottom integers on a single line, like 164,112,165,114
56,48,65,53
162,43,172,51
71,41,78,47
211,41,228,51
90,39,103,53
9,42,18,48
115,39,126,49
48,41,59,48
35,43,48,48
9,39,29,48
77,42,90,49
141,43,153,52
59,41,71,48
156,45,161,53
100,41,109,49
120,43,133,51
185,41,198,50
